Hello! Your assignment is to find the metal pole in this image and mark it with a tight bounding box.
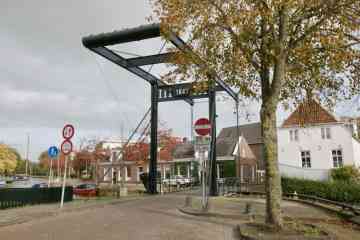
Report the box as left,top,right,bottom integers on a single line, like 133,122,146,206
60,155,68,208
201,150,208,209
208,88,217,196
48,158,53,187
236,101,241,192
190,104,194,142
149,83,158,194
25,133,30,177
57,155,60,182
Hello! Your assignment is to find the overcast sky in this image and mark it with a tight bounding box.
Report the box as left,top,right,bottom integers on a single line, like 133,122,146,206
0,1,358,161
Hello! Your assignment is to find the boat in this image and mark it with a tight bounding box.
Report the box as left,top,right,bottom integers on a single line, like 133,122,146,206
5,178,14,184
13,175,29,182
0,179,6,187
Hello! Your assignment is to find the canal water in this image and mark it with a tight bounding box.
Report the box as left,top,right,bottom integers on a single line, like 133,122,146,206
7,177,47,188
1,177,87,189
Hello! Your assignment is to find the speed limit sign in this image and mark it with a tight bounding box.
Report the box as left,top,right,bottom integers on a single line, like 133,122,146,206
62,124,75,139
61,139,73,155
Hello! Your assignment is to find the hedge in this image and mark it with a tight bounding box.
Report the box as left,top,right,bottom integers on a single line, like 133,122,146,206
282,177,360,205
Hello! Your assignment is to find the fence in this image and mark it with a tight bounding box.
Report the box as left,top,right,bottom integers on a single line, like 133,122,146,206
217,178,265,196
156,177,200,194
0,187,73,210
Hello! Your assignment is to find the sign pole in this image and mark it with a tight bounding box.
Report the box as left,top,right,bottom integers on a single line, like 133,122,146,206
201,150,207,209
48,157,53,187
57,155,60,182
60,155,68,208
59,124,74,208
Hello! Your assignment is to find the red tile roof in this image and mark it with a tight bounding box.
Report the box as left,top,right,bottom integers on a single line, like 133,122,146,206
282,99,338,127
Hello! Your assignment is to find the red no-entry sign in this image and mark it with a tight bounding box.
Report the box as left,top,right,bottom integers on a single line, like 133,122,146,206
194,118,211,136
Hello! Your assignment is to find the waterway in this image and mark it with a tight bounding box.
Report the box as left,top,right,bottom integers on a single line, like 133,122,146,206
2,177,47,188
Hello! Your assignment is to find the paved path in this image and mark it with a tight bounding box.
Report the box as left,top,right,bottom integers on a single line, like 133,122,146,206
0,194,234,240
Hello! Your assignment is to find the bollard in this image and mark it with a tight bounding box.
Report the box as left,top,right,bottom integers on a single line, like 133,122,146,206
244,202,252,214
184,195,192,207
232,225,242,240
294,191,298,200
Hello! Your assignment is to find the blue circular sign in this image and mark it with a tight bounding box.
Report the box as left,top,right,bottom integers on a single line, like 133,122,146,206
48,146,59,158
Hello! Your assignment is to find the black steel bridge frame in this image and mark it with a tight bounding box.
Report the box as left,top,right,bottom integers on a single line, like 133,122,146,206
82,23,238,196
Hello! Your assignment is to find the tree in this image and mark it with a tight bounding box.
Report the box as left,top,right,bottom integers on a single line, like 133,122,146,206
8,147,26,174
151,0,360,229
158,130,182,161
38,150,67,177
0,144,18,175
73,150,95,177
122,129,181,164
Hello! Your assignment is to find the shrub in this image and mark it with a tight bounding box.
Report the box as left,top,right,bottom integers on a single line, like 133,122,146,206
97,186,114,197
281,177,360,205
330,166,360,182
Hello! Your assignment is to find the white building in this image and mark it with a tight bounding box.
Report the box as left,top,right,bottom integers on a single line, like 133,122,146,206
278,99,360,180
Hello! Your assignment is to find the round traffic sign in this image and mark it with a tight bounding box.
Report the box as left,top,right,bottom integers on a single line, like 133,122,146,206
61,140,73,155
48,146,59,158
62,124,75,139
194,118,211,136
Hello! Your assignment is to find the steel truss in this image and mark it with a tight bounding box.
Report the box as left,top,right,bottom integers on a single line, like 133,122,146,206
82,23,238,195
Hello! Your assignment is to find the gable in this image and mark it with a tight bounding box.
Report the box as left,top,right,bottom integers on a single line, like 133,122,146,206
282,99,338,127
216,123,262,157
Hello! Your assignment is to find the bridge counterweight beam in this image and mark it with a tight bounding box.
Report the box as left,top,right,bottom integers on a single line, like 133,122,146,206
209,87,217,196
149,83,159,194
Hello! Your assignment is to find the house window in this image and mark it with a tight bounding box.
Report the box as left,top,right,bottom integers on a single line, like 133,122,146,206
112,152,117,162
332,150,343,168
138,167,143,173
326,128,331,139
290,129,299,141
321,127,331,139
301,151,311,168
127,166,132,177
217,164,225,179
294,129,299,141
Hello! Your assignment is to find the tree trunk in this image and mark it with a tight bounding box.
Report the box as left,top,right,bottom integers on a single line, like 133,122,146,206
261,90,283,230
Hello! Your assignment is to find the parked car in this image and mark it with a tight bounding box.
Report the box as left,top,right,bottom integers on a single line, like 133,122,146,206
73,183,98,197
162,176,194,186
31,183,48,188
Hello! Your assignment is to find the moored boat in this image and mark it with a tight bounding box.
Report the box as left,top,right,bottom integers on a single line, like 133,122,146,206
0,179,6,187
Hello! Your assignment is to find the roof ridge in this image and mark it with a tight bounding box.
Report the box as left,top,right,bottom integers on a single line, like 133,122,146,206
223,122,261,129
282,99,338,127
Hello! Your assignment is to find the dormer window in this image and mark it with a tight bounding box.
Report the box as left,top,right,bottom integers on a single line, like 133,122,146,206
321,127,331,139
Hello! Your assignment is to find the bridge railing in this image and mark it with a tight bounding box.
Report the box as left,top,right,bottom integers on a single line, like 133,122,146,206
217,177,265,196
284,192,360,216
0,187,73,210
156,177,200,193
216,178,360,216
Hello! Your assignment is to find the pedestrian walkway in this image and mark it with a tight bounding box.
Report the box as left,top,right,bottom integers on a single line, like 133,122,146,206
0,194,233,240
180,196,360,239
0,196,142,228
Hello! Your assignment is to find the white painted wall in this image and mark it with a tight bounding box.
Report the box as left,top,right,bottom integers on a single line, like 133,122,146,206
352,138,360,167
278,123,356,171
102,140,123,150
279,163,330,181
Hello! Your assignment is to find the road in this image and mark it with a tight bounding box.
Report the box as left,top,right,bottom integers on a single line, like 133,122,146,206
0,193,234,240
